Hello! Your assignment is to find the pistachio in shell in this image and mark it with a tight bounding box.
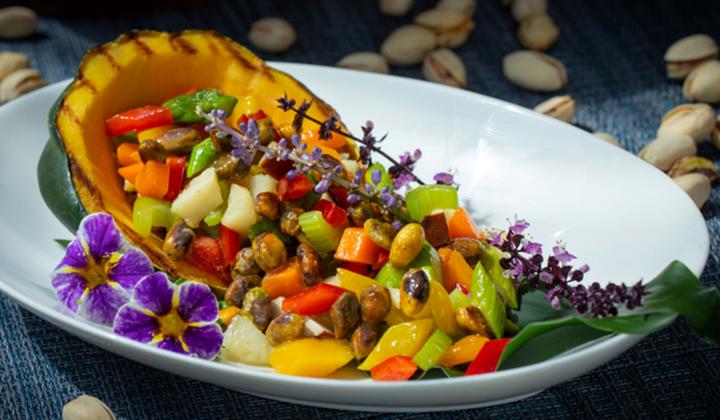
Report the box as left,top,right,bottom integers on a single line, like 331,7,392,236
683,60,720,104
517,14,559,51
673,173,711,208
657,103,716,144
534,95,575,123
380,25,437,66
664,34,719,80
503,50,567,92
667,156,717,182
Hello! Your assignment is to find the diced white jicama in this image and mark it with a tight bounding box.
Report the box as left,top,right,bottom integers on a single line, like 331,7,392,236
342,159,359,179
270,296,285,319
221,184,257,236
303,317,333,337
221,316,271,366
170,167,224,228
322,275,341,287
388,287,401,309
123,180,136,192
248,174,278,199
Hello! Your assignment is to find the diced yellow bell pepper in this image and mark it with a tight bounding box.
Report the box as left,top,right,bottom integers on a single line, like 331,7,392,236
438,335,488,367
137,124,174,142
429,281,457,334
358,319,434,370
270,338,353,377
338,268,411,326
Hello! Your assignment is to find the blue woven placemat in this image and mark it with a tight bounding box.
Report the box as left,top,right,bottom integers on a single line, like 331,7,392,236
1,0,719,418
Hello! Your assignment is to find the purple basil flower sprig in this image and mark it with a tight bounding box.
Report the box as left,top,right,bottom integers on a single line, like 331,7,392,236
113,272,223,360
493,218,648,317
51,213,154,325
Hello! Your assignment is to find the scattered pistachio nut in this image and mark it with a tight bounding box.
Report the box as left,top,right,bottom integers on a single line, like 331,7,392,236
638,134,696,171
336,51,390,74
248,17,296,53
0,51,30,80
502,50,567,92
511,0,548,22
437,20,475,49
437,0,477,18
414,7,468,32
712,116,720,150
380,25,437,66
517,14,559,51
422,48,467,88
0,68,45,103
533,95,575,123
62,395,115,420
379,0,414,17
683,60,720,104
667,156,717,182
664,34,719,80
593,132,621,147
657,103,715,143
673,173,711,208
0,7,38,40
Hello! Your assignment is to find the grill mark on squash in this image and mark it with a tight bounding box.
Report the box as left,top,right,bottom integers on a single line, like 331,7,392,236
129,36,153,56
170,34,197,54
67,153,104,208
219,37,254,70
60,103,81,126
96,45,120,70
75,75,97,94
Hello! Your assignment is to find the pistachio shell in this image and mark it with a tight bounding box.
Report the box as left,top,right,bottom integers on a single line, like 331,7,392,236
62,395,115,420
517,14,559,51
511,0,548,22
414,8,468,31
437,0,477,18
381,25,437,66
683,60,720,103
657,103,715,143
336,52,390,74
0,7,37,40
422,48,467,88
248,17,296,53
638,134,696,171
711,116,720,150
667,156,717,182
664,34,719,80
379,0,414,17
0,51,29,80
0,68,45,103
673,173,711,208
437,20,475,49
534,95,575,122
502,50,567,92
593,132,621,147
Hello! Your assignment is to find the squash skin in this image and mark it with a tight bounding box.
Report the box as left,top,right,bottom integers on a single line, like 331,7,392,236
38,30,353,288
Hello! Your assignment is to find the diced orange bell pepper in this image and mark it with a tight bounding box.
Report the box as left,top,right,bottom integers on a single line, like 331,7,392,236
448,208,482,240
117,143,141,166
134,160,170,199
262,257,306,299
438,335,488,367
218,306,243,326
335,227,382,265
118,162,144,184
370,355,418,381
302,128,346,150
438,248,473,293
270,338,354,377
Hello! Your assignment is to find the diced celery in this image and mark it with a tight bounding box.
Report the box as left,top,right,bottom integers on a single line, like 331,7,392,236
405,185,459,221
375,263,405,288
409,242,443,284
186,138,217,178
471,262,506,338
248,217,293,245
298,211,342,253
203,206,225,227
448,288,471,312
480,246,519,309
365,162,392,191
132,196,180,237
412,329,453,371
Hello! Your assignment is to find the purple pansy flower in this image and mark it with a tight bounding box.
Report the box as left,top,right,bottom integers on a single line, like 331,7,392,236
51,213,154,325
113,273,223,360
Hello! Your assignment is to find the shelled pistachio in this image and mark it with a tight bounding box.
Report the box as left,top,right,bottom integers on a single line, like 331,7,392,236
667,156,717,182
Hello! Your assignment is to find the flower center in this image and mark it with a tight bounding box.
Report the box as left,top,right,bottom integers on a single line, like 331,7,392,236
158,310,187,338
81,251,120,290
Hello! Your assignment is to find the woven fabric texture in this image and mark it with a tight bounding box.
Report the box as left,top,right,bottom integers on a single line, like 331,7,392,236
1,0,719,418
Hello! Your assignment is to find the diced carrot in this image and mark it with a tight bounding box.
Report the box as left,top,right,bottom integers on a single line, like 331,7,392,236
118,162,144,184
129,150,142,164
262,257,306,299
438,335,488,367
135,161,170,199
218,306,243,326
448,208,482,240
334,227,382,265
438,248,473,292
117,143,140,166
302,128,346,150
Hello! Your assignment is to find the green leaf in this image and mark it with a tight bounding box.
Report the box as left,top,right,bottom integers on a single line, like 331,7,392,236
54,239,71,249
439,367,465,378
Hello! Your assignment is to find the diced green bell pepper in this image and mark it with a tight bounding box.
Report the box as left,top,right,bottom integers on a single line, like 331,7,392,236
375,263,405,288
480,246,519,309
365,162,392,191
187,138,217,178
405,184,458,221
409,242,443,284
132,196,180,237
470,261,506,339
163,89,238,124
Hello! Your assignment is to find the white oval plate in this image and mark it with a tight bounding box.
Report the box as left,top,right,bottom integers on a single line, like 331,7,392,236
0,63,708,412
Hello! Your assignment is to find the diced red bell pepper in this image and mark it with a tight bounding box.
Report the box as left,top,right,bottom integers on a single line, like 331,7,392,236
282,283,347,316
464,338,512,376
219,225,240,268
313,199,348,228
163,156,186,201
105,105,174,137
187,236,228,282
372,249,389,271
328,185,351,208
278,173,314,201
455,282,470,296
340,261,369,276
371,356,418,382
238,110,268,125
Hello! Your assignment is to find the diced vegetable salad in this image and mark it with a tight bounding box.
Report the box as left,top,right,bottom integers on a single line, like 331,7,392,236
106,89,518,380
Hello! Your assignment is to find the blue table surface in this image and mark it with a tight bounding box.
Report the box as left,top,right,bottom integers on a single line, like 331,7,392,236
1,0,719,418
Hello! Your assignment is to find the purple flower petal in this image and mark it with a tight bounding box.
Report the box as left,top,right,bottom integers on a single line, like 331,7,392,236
51,272,87,313
489,231,503,247
78,283,129,325
78,213,123,261
156,336,188,354
182,324,223,359
176,282,218,323
113,305,159,344
132,273,175,316
509,218,529,235
55,239,87,270
523,241,543,256
107,248,154,291
552,245,576,264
